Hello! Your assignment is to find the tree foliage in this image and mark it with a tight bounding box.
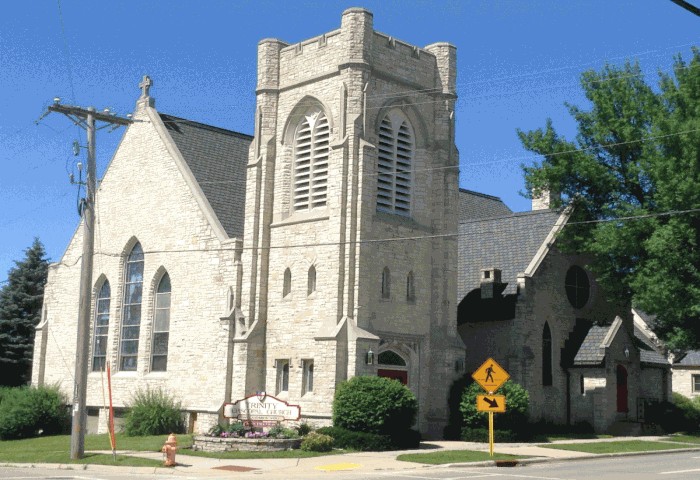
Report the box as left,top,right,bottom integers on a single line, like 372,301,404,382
518,49,700,351
0,239,49,386
459,380,529,431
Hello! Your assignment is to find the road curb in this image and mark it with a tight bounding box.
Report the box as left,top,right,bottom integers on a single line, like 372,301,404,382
442,445,700,468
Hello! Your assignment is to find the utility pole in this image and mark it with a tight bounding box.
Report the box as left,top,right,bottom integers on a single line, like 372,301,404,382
47,101,132,459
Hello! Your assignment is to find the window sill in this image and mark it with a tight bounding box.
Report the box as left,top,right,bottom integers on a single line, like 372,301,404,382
272,210,329,228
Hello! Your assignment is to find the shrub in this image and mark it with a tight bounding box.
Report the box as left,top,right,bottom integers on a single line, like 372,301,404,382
389,428,421,449
0,386,70,440
333,376,418,436
300,432,334,452
124,388,183,436
461,427,520,442
655,393,700,433
459,380,530,440
317,426,393,451
268,425,299,439
297,422,312,436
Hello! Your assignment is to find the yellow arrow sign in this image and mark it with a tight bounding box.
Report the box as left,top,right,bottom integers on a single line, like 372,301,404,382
472,357,510,393
477,394,506,413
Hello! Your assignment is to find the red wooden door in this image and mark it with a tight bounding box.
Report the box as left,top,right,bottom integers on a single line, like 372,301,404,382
616,365,628,413
378,369,408,385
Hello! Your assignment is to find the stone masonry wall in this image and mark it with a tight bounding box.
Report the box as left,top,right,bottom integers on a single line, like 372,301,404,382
34,102,239,432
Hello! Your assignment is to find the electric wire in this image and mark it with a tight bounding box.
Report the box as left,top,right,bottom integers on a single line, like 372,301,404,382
43,206,700,272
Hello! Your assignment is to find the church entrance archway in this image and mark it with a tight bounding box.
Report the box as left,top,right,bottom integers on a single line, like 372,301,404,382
377,350,408,386
616,365,628,413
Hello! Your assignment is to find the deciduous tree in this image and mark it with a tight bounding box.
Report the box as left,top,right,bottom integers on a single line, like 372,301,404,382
518,49,700,351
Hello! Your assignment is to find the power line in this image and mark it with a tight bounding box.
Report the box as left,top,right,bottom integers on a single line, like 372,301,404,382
45,205,700,268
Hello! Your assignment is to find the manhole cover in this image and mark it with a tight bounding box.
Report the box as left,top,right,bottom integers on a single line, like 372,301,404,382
213,465,259,472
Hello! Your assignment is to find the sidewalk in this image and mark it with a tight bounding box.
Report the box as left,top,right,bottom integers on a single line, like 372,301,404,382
86,436,700,478
4,437,700,478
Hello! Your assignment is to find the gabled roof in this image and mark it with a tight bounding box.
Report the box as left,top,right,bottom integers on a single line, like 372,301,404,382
572,324,610,366
458,207,561,297
159,113,252,238
459,189,512,220
677,350,700,366
633,324,669,366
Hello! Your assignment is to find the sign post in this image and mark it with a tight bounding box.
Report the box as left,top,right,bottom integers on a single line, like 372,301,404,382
472,358,510,457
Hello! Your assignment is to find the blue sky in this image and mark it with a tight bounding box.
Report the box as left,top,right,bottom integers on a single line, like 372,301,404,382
1,0,698,281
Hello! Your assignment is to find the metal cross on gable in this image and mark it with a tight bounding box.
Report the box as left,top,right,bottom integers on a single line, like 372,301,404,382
139,75,152,98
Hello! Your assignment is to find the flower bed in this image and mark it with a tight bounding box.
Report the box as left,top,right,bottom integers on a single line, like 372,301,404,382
192,435,302,452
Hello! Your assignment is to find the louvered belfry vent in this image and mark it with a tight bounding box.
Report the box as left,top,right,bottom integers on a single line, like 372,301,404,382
377,111,413,215
294,111,330,211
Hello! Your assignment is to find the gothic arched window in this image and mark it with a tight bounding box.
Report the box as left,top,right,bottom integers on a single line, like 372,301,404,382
294,111,330,211
406,271,415,302
542,322,553,386
120,242,144,371
151,273,171,372
381,267,391,299
283,268,292,298
92,280,110,372
307,265,316,296
377,110,414,215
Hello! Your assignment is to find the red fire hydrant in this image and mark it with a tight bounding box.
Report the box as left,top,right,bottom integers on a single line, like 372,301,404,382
161,433,177,467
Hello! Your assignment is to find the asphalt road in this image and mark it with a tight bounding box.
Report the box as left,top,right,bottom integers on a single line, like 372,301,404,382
2,451,700,480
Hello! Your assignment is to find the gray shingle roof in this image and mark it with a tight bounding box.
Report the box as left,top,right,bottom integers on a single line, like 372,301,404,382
573,324,610,366
458,208,561,297
633,325,669,365
459,189,512,220
160,113,252,238
677,350,700,366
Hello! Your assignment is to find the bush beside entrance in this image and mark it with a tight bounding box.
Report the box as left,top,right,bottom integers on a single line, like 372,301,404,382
330,376,420,449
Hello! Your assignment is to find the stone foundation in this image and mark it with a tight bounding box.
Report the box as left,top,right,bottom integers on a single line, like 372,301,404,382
192,435,302,452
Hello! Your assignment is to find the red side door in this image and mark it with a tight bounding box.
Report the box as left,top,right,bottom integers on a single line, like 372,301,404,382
378,369,408,385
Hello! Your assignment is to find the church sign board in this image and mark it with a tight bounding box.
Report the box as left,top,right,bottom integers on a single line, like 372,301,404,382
224,393,301,427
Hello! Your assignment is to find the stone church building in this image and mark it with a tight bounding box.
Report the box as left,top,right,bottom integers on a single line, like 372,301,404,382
32,8,466,437
32,8,665,438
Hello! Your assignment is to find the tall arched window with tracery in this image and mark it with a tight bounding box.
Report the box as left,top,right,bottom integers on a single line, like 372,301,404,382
377,110,414,215
151,273,171,372
294,110,330,211
120,242,144,371
92,280,110,371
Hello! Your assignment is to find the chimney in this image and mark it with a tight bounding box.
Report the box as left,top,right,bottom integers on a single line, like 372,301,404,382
531,188,560,211
480,268,502,299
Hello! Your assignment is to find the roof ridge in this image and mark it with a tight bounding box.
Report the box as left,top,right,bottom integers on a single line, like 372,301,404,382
159,112,253,140
458,208,560,225
458,188,504,202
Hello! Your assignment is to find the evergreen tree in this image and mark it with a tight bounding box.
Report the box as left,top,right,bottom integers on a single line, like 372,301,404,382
0,238,49,386
518,49,700,351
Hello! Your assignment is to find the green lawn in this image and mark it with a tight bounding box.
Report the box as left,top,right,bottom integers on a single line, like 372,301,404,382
397,450,523,464
0,433,192,466
663,434,700,444
539,440,692,454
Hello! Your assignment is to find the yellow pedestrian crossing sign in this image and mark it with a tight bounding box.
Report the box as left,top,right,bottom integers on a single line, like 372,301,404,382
472,357,509,393
477,394,506,413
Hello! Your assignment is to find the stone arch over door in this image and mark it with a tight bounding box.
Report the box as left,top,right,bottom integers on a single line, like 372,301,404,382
377,348,409,386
